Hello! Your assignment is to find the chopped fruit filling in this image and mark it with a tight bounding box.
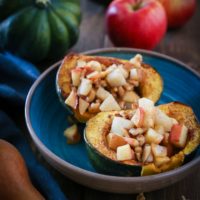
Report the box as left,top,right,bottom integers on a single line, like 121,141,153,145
106,98,189,167
65,54,145,115
64,124,80,144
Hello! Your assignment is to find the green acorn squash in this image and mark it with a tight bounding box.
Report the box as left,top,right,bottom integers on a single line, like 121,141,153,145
0,0,81,62
84,102,200,176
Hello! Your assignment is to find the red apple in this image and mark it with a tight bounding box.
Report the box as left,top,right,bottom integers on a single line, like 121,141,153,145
131,107,145,127
106,0,167,50
158,0,196,28
170,124,188,148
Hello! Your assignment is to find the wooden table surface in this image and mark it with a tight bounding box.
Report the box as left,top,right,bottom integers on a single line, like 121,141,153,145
38,1,200,199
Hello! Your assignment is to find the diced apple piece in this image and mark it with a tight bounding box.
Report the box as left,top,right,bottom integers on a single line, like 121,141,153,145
111,117,133,136
169,124,188,148
138,98,154,112
142,144,151,163
96,87,110,100
123,91,139,103
105,64,117,74
86,71,100,80
118,64,129,78
138,98,155,128
116,144,134,161
87,60,102,71
106,68,127,87
151,144,167,157
129,128,145,136
71,68,82,86
130,68,138,80
155,108,173,132
86,89,96,102
64,124,80,144
77,60,86,68
124,137,139,147
154,156,170,167
171,118,178,125
146,152,154,163
79,98,89,115
154,125,165,135
65,89,78,109
77,78,92,96
162,133,170,145
145,128,164,144
106,133,127,150
131,107,145,128
99,95,121,111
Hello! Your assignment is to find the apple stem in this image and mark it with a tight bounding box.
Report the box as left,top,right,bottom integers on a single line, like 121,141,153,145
132,0,143,11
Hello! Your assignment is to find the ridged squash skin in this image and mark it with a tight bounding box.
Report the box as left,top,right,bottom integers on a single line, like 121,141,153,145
84,102,200,176
0,0,81,62
57,53,163,122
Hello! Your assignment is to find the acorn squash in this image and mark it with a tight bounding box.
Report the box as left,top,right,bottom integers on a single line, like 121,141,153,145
0,0,81,62
84,102,200,176
57,53,163,122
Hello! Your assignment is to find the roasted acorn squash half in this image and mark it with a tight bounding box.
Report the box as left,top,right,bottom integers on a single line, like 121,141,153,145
57,53,163,122
84,101,200,176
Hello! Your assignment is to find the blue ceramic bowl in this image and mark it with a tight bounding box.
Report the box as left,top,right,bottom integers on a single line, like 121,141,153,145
25,48,200,193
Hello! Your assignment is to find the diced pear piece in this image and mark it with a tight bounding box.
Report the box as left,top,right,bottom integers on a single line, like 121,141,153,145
71,68,82,86
111,117,133,136
116,144,134,161
96,87,110,100
79,98,89,115
142,144,151,163
64,124,80,144
151,144,167,157
106,133,127,150
77,60,86,68
129,54,143,67
155,108,173,132
106,68,127,87
78,78,92,96
170,124,188,148
65,90,78,109
123,91,139,103
87,60,102,71
99,95,121,111
131,107,145,127
145,128,164,144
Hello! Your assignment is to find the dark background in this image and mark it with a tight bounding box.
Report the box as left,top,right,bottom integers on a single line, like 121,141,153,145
37,0,200,199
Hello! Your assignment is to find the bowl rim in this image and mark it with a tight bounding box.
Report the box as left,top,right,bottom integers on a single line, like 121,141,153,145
25,47,200,186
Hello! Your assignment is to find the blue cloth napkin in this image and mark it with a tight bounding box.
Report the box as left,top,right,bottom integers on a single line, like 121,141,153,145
0,52,67,200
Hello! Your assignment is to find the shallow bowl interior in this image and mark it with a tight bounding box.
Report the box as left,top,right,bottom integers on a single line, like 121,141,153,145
25,48,200,193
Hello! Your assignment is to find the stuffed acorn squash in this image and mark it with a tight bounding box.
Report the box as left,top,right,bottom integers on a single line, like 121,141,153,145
57,53,163,122
84,98,200,176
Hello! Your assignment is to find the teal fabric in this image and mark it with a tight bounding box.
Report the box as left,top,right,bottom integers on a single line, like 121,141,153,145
0,52,67,200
